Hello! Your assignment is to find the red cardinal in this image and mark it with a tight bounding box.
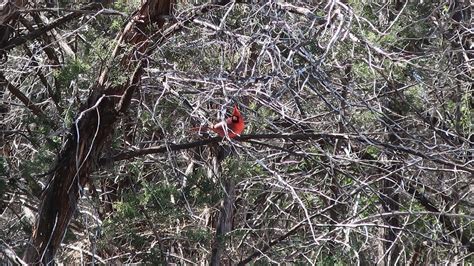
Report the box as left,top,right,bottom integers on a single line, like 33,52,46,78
192,105,245,138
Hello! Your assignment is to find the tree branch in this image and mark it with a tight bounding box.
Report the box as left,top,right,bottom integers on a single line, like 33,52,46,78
101,133,473,173
0,3,100,52
0,72,47,119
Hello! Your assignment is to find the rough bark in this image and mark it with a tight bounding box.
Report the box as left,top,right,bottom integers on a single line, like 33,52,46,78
22,0,174,263
210,164,235,265
22,88,120,264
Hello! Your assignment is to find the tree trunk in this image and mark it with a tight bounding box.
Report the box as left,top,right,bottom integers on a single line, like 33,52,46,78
210,145,235,265
22,0,174,263
211,176,235,265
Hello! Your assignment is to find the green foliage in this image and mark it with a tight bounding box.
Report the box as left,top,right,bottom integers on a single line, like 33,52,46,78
84,36,113,62
353,110,379,128
113,0,140,13
141,183,178,214
354,2,377,20
20,145,54,179
62,108,75,129
110,19,122,32
142,101,190,137
223,157,255,181
364,145,380,159
352,61,376,84
54,58,90,87
114,193,140,219
184,167,222,205
182,227,212,245
129,161,144,177
404,85,425,110
316,254,347,266
139,108,152,126
459,91,472,133
163,39,222,73
441,93,473,134
108,61,130,86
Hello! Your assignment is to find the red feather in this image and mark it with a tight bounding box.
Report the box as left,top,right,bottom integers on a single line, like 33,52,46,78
191,105,245,138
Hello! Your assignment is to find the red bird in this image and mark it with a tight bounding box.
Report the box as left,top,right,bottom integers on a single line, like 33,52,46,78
192,105,245,138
